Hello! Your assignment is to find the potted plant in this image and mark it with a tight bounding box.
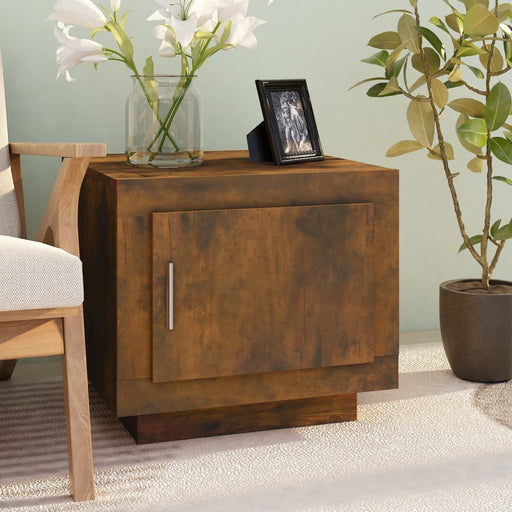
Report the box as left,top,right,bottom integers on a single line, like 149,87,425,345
356,0,512,382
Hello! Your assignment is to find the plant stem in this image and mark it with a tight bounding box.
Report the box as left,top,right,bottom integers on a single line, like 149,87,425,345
481,42,497,289
104,47,179,152
414,5,483,267
146,22,222,156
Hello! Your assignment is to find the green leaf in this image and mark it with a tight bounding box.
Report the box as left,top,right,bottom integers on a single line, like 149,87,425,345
497,3,512,22
428,142,455,160
398,14,420,53
119,11,130,29
448,64,462,82
445,80,464,89
368,31,403,50
219,20,232,45
457,43,487,57
459,234,483,253
463,4,499,36
362,50,390,67
467,156,484,172
479,46,504,72
412,48,441,73
445,13,464,34
410,75,427,92
505,131,512,143
108,21,134,61
349,77,384,91
486,82,511,131
463,0,489,8
493,175,512,185
465,64,485,79
388,55,408,78
143,56,154,76
415,26,446,59
491,219,502,237
367,83,401,97
386,140,425,157
385,42,408,72
456,114,484,154
494,223,512,241
431,78,449,108
430,16,451,34
457,118,488,147
489,137,512,163
448,98,486,117
407,98,435,147
379,76,401,96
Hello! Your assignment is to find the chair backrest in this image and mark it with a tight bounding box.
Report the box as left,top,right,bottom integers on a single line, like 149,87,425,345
0,50,21,238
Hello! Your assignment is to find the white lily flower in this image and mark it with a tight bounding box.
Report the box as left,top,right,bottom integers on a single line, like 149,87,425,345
147,0,181,22
189,0,228,26
165,14,198,48
54,22,107,81
47,0,107,29
227,14,265,49
110,0,121,12
154,24,193,58
218,0,249,22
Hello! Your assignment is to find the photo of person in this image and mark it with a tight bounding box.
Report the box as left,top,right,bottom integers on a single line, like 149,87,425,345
270,91,313,155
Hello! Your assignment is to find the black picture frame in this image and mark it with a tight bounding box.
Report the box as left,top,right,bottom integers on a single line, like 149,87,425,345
255,79,324,165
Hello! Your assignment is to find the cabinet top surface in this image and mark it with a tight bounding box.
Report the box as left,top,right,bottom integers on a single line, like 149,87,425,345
88,151,397,181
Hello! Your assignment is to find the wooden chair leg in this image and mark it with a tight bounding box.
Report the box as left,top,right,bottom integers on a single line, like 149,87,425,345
0,359,17,381
62,309,95,501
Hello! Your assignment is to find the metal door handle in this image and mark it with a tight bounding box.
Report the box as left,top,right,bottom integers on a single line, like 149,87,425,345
168,262,174,330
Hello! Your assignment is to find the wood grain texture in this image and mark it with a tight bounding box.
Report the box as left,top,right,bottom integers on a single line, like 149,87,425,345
62,307,95,501
0,319,64,359
8,152,26,239
78,171,118,412
120,394,357,444
152,204,374,382
1,146,97,500
9,142,106,158
80,152,399,425
36,157,91,257
117,355,397,417
86,153,398,383
0,307,79,322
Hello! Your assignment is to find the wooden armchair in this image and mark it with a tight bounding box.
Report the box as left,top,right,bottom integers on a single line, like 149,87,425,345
0,52,105,501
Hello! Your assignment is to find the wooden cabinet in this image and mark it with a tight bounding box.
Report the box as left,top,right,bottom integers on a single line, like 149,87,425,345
79,151,399,443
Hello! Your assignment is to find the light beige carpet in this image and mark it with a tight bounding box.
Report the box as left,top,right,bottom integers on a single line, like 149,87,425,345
1,343,512,512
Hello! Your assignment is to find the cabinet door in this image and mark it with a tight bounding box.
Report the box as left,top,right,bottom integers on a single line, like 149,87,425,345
152,203,374,383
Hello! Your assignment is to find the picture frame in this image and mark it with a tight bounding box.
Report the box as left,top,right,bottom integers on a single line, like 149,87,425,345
255,79,324,165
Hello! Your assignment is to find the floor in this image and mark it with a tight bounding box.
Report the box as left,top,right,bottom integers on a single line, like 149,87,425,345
2,337,512,512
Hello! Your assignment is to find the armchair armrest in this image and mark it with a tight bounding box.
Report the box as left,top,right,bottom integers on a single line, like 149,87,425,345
10,143,106,158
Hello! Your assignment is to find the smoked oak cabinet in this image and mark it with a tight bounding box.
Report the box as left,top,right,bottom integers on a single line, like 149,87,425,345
78,151,399,444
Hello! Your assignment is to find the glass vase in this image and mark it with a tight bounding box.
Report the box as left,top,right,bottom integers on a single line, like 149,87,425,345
126,75,203,168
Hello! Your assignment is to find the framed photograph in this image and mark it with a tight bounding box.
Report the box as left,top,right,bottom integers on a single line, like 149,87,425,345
255,79,323,165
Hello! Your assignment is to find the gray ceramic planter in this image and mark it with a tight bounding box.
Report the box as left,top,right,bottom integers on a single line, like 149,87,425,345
440,279,512,383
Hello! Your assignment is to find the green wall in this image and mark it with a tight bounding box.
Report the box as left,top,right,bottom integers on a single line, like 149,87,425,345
1,0,511,332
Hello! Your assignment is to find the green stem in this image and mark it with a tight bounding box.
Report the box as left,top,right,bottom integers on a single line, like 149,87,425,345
146,22,222,156
136,75,180,152
104,44,179,152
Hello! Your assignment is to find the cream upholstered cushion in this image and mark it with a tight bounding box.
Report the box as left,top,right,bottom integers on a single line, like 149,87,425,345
0,51,21,238
0,236,83,311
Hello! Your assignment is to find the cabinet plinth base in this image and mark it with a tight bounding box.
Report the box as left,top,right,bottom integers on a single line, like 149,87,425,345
120,394,357,444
